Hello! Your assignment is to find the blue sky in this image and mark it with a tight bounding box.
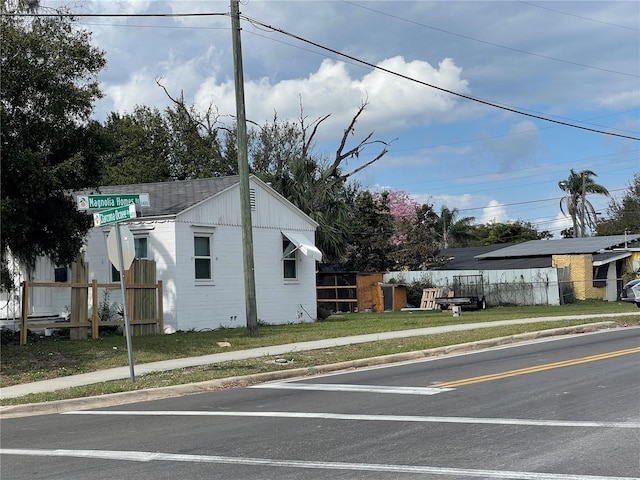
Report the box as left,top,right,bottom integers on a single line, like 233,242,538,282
47,0,639,237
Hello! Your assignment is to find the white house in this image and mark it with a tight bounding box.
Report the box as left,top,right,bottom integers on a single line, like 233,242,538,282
5,175,322,332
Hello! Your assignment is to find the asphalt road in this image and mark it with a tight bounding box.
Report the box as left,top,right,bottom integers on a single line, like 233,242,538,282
2,328,639,480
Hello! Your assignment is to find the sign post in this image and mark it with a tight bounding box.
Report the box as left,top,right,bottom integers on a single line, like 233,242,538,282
79,194,150,383
115,222,136,382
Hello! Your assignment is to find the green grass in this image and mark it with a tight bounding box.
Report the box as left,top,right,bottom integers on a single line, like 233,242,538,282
1,301,638,405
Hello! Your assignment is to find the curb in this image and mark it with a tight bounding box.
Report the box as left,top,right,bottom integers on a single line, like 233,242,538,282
0,321,621,418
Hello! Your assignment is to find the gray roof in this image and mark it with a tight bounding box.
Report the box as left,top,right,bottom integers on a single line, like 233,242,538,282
430,245,550,270
476,235,640,259
78,176,240,218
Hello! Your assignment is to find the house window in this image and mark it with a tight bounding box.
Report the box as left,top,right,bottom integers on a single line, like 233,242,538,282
283,238,297,280
592,264,608,288
112,236,149,282
54,267,68,283
194,235,212,280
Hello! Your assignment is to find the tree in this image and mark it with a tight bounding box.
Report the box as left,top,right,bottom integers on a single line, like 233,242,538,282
101,106,172,185
343,191,395,272
248,101,393,264
472,220,552,245
434,206,475,248
596,174,640,236
261,156,357,263
558,169,610,238
1,1,107,288
393,203,439,270
157,80,237,180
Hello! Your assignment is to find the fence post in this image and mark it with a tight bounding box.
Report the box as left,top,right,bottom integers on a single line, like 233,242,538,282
70,253,89,340
20,281,29,346
91,279,99,339
157,280,163,334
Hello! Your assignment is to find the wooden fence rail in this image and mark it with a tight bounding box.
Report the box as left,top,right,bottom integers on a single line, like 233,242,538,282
20,280,163,345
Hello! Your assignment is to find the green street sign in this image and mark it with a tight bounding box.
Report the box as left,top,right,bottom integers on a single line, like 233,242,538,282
77,193,150,210
93,204,137,227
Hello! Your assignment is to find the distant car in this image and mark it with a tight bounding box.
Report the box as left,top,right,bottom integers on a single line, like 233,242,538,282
621,279,640,307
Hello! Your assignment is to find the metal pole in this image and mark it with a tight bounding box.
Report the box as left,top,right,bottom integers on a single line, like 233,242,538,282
230,0,258,336
116,222,136,381
580,172,586,238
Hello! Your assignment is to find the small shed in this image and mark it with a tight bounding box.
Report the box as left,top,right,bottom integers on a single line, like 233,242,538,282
372,283,407,312
315,271,408,313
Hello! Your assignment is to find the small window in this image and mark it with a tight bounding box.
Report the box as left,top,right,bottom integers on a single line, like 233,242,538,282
135,237,148,259
194,235,212,280
283,239,297,279
593,264,608,288
54,267,68,283
112,236,149,282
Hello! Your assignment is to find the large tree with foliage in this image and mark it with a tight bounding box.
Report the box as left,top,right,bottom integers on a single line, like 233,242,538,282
471,220,552,245
434,206,476,248
393,203,439,270
1,1,107,288
101,106,172,185
558,169,610,238
343,190,395,272
596,174,640,236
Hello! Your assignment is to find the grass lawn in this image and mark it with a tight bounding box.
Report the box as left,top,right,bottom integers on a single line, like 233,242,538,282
1,301,638,405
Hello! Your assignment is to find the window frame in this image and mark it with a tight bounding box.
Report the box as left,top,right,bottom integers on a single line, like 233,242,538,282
283,237,298,281
111,235,149,282
193,233,213,283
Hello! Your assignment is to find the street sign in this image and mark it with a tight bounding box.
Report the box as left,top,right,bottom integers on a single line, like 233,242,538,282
107,225,135,271
77,193,150,211
93,204,137,227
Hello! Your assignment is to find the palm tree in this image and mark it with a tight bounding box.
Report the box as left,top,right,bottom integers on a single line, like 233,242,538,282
435,206,475,248
558,169,609,238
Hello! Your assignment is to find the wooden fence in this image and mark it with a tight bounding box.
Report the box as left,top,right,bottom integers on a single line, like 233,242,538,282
20,279,163,345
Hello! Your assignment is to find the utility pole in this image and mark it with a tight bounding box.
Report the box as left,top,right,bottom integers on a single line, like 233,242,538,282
230,0,258,336
580,171,586,238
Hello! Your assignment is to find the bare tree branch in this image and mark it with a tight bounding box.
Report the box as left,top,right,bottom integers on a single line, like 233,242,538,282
328,99,369,177
298,97,330,159
321,98,395,183
156,77,230,134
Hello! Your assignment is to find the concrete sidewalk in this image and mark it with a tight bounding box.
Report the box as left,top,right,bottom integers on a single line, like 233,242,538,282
2,313,637,403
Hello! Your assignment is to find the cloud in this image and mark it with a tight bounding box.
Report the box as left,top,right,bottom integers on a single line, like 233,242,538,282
481,200,508,224
106,56,471,142
598,89,640,109
477,120,544,170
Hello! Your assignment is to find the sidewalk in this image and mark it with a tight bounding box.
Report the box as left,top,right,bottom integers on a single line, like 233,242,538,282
2,313,636,403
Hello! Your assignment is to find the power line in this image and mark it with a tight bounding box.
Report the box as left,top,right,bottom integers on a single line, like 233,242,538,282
342,0,639,78
517,1,640,31
9,8,638,140
241,15,640,142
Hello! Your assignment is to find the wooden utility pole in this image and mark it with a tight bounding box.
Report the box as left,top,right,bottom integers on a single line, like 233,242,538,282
230,0,258,336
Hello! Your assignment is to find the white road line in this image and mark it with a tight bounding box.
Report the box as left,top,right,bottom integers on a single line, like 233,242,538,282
63,410,640,429
0,448,634,480
249,382,453,395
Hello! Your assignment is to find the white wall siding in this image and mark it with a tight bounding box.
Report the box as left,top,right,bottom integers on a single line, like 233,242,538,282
172,221,317,331
178,179,319,231
85,219,178,329
253,227,318,325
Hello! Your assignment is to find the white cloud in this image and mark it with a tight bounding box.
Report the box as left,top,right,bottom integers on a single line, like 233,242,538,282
181,57,470,142
481,200,508,224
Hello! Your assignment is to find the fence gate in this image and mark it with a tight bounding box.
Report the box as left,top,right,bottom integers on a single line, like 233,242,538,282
125,259,160,335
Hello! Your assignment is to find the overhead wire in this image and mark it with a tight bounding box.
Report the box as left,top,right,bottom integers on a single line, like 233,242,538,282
342,0,639,78
240,15,640,141
11,9,638,140
517,1,640,31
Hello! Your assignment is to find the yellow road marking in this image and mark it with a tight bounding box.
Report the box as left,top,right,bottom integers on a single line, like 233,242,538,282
434,346,640,388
